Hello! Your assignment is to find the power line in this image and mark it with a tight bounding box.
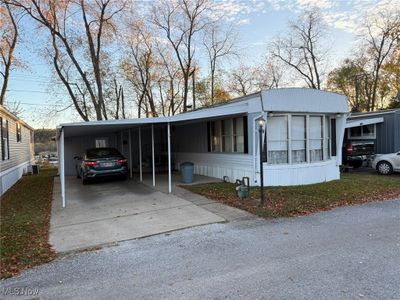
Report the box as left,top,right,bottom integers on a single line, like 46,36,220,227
9,79,62,85
9,78,53,83
6,89,69,95
6,101,71,107
10,73,53,79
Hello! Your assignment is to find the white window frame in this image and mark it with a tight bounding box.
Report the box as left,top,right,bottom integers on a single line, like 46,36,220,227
1,118,10,160
309,115,324,162
210,117,246,154
348,124,376,139
266,114,289,164
290,115,307,164
266,113,332,165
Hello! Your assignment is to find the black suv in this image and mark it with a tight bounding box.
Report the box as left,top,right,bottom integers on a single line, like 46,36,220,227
342,141,375,168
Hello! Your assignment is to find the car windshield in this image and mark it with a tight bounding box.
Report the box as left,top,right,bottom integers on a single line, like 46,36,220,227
86,148,122,159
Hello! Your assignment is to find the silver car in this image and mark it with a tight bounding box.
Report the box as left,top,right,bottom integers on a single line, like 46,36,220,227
372,151,400,175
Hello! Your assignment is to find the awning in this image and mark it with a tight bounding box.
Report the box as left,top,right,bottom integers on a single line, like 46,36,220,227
345,117,384,128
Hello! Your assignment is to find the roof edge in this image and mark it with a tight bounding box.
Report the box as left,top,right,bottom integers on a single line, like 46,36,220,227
0,105,35,131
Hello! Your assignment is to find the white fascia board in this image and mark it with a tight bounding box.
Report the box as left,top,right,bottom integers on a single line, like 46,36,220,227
261,88,348,113
349,109,399,118
345,117,384,128
58,101,250,129
171,102,249,122
59,116,171,128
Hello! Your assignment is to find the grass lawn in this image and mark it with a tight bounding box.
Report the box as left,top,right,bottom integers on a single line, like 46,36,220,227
183,172,400,219
0,168,57,279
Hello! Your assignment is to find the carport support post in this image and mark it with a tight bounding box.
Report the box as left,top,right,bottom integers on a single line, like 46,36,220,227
167,122,172,193
139,127,143,182
120,132,124,154
60,128,66,208
128,129,132,179
152,124,155,187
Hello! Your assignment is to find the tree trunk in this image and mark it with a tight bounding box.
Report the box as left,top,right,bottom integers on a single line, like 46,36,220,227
0,3,18,105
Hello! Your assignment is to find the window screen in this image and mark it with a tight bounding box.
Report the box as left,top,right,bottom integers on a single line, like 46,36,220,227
267,116,288,164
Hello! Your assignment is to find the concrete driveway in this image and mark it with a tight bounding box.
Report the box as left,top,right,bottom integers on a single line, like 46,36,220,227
50,177,224,252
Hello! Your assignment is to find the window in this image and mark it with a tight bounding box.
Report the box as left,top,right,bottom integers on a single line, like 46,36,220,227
309,116,323,162
209,117,247,153
16,123,22,142
233,117,244,152
95,137,108,148
266,114,333,165
1,118,10,160
348,124,376,139
210,121,221,152
267,116,288,164
221,119,233,152
291,116,306,163
324,116,330,160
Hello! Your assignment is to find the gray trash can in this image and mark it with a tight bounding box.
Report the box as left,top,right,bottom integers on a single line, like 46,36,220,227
180,162,194,183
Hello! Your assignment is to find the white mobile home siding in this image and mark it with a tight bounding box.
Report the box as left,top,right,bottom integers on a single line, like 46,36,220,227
0,108,35,195
172,119,256,183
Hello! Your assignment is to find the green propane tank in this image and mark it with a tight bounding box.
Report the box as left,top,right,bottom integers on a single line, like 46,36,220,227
237,185,249,199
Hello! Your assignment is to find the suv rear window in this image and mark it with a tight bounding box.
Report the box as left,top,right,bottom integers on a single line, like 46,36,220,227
86,148,122,158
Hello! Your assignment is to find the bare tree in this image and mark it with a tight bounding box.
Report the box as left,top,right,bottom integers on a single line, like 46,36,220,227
327,58,369,112
121,20,159,118
152,0,209,111
156,45,184,115
270,10,327,89
258,57,284,89
327,10,400,112
228,65,258,96
228,61,283,97
10,0,125,121
203,24,236,104
104,77,125,119
362,11,400,111
3,100,23,116
0,2,21,105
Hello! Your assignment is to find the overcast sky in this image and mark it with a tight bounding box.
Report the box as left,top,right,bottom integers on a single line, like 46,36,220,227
4,0,398,129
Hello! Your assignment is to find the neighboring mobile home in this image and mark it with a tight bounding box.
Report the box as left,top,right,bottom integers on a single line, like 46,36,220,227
57,88,348,207
0,105,35,195
345,109,400,154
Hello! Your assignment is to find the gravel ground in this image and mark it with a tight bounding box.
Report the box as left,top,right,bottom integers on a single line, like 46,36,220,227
1,199,399,300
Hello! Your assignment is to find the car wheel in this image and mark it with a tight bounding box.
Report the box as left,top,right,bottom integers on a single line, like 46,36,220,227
349,159,363,168
377,161,393,175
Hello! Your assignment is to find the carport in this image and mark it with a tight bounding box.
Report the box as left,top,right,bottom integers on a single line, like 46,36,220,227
57,117,174,208
56,98,248,208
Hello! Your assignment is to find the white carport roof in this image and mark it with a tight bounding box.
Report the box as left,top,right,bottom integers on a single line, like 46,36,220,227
345,117,384,128
57,96,254,138
59,116,171,138
58,88,349,138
